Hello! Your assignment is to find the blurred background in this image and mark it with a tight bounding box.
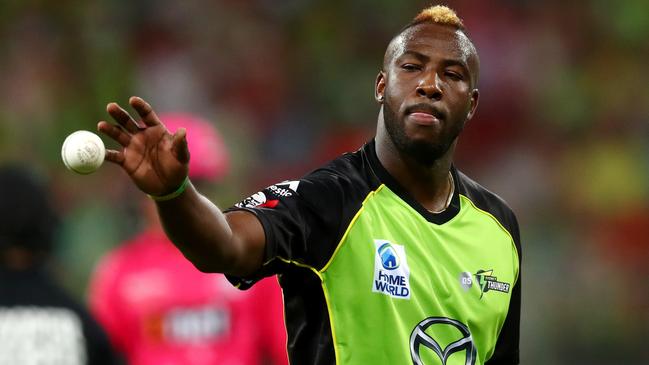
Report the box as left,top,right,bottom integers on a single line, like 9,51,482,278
1,0,648,363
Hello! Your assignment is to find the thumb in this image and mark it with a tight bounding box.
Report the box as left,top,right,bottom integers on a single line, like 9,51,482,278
172,128,190,165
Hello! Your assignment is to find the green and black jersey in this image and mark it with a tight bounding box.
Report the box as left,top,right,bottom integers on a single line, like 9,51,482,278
227,140,521,365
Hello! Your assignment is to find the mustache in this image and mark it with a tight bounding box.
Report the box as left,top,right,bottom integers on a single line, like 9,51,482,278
405,103,446,120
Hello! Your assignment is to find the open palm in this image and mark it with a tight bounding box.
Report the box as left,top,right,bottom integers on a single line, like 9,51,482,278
97,97,190,196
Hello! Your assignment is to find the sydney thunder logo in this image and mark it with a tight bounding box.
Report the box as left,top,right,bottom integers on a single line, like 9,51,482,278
474,270,510,299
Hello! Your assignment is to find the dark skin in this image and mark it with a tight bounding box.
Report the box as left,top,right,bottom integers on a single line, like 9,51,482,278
98,22,479,277
98,99,263,276
375,22,479,211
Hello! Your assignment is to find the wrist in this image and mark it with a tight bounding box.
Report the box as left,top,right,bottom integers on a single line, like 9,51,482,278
148,176,190,202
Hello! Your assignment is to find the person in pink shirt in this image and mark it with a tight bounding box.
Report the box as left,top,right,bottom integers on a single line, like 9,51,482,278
89,113,287,365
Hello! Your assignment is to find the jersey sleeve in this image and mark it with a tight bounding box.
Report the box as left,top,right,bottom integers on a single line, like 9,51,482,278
225,166,358,289
486,213,521,365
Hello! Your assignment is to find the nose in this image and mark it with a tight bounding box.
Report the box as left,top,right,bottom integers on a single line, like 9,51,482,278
416,73,442,100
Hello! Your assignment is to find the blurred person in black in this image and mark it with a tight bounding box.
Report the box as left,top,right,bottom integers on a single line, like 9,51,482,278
97,5,520,364
0,164,120,365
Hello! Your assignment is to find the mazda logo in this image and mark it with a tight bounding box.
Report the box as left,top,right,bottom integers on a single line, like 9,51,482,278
410,317,476,365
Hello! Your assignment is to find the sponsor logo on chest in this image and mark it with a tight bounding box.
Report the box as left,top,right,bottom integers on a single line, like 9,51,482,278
372,240,411,300
459,269,511,299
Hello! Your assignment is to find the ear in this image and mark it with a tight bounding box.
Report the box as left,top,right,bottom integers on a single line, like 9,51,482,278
375,71,386,104
466,89,480,121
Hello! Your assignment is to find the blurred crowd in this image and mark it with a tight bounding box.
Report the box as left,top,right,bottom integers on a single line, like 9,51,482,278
0,0,648,364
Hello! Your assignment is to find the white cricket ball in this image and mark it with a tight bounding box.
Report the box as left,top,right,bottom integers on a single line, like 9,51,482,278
61,130,106,174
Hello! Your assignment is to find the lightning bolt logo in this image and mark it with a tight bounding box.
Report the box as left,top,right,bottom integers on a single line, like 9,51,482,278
474,269,493,299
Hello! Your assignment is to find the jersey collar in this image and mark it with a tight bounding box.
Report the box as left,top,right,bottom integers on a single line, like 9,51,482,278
364,140,461,225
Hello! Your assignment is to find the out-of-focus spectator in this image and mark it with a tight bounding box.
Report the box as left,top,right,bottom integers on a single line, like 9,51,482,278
0,164,119,365
88,114,288,365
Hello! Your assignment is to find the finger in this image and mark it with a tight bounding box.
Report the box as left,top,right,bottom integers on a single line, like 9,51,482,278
104,149,125,165
98,121,131,147
129,96,160,127
172,128,190,164
106,102,141,133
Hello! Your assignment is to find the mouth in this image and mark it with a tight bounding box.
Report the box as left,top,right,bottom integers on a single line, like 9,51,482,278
405,103,445,126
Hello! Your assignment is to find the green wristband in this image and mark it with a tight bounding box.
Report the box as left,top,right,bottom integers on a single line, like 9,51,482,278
148,176,189,202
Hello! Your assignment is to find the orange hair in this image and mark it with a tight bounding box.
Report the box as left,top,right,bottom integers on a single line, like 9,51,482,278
411,5,465,30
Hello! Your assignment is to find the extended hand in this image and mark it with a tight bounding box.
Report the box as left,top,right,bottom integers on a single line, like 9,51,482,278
98,96,190,196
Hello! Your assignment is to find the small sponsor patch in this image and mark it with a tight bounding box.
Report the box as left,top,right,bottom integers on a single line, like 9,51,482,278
234,180,300,209
459,271,473,291
474,269,510,299
372,240,411,300
235,191,268,208
162,306,230,343
274,180,300,195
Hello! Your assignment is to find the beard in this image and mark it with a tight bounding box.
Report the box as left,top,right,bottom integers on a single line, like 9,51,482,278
382,100,463,167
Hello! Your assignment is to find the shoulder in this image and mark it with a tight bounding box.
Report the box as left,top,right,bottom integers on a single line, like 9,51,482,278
299,148,376,195
455,169,520,242
234,147,377,211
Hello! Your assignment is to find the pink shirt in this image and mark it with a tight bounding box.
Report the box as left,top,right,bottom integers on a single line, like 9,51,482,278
89,229,288,365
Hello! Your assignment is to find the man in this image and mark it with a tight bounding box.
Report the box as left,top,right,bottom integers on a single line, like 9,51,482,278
0,165,119,365
98,5,520,364
89,114,287,365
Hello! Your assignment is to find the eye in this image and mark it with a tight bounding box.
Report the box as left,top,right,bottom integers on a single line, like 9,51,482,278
401,64,422,72
445,71,464,81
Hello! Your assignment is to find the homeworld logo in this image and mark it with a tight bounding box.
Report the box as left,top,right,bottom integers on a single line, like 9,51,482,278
379,242,400,269
372,240,411,300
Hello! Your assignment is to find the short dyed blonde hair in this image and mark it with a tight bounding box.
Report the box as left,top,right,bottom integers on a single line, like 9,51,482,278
411,5,465,30
382,4,479,85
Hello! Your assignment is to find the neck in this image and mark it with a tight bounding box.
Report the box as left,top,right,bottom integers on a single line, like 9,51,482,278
375,116,455,213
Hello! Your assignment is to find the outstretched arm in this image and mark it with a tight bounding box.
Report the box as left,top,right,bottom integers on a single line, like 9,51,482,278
98,96,265,276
